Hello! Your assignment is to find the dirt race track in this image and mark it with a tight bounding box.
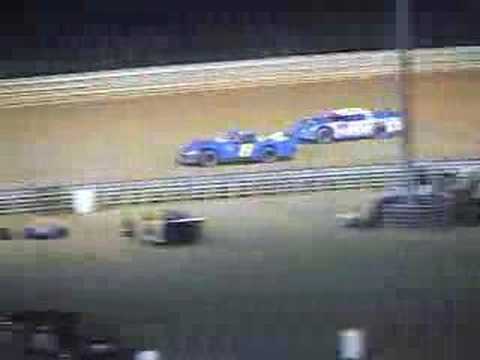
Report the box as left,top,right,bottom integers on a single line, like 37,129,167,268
1,70,480,186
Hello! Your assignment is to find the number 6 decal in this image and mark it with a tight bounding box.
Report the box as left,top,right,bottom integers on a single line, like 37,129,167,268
239,144,254,157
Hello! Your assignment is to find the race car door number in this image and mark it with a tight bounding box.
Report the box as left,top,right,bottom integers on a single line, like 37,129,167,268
239,144,255,157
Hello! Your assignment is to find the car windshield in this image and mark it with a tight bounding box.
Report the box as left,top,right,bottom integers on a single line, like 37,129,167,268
327,115,348,122
286,119,315,133
373,109,402,118
225,131,241,141
225,131,255,142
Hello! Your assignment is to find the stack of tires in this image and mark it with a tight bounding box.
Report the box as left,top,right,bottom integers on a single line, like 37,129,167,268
380,193,453,228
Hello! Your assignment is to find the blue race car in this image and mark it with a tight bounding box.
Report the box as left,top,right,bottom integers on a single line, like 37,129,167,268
285,108,403,144
176,130,297,167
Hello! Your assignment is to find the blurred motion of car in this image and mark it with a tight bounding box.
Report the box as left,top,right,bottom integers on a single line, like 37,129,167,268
176,130,297,167
23,217,69,240
286,108,403,143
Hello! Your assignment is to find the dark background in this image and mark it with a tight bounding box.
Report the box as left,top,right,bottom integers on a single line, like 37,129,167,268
1,2,480,77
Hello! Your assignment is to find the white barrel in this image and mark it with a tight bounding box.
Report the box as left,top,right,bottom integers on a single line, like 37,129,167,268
134,350,162,360
72,188,96,214
338,328,366,360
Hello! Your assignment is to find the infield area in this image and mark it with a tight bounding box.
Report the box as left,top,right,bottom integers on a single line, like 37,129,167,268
1,70,479,186
0,190,479,359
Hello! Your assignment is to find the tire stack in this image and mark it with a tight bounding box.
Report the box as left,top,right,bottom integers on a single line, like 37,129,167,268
380,193,454,228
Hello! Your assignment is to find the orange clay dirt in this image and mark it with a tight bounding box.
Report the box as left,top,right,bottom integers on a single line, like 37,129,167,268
0,70,479,187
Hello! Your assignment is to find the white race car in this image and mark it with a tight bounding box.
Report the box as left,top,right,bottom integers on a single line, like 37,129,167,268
286,107,403,143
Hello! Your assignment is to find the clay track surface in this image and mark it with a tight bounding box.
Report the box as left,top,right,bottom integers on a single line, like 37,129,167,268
1,70,479,186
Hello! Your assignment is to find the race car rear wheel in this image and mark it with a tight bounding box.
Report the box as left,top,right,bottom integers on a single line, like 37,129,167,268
260,146,277,163
316,127,334,144
373,124,388,139
199,150,218,167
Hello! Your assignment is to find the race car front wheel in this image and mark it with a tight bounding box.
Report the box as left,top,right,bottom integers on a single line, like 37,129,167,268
199,150,218,167
316,128,334,144
260,146,277,163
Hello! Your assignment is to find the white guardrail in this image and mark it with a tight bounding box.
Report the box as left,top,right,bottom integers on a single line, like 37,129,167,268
1,159,480,215
0,47,479,108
